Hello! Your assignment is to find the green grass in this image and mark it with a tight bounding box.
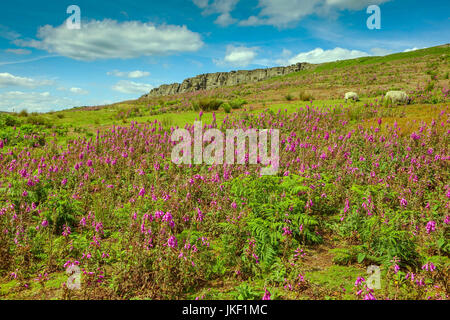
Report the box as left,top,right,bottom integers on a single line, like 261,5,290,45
271,44,450,80
45,272,67,289
0,279,19,296
4,95,435,145
0,272,69,299
305,265,364,299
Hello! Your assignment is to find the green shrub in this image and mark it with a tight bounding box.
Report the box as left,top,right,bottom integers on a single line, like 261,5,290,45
191,101,200,111
0,114,20,127
425,81,435,92
26,115,50,127
130,106,142,117
299,90,314,101
233,283,262,300
330,248,357,266
166,100,179,106
426,69,438,80
222,103,231,113
18,109,29,117
229,98,247,109
225,174,333,271
285,93,294,101
46,193,83,234
194,98,223,111
337,184,419,266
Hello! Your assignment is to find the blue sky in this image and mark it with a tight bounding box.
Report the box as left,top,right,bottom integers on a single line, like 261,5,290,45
0,0,449,112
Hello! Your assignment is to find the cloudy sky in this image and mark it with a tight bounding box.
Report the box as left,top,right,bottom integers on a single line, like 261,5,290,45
0,0,448,112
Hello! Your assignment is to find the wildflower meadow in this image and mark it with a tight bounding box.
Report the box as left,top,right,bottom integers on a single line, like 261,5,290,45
0,45,449,301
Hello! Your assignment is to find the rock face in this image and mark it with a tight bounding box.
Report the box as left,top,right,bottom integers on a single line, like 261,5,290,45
142,62,312,98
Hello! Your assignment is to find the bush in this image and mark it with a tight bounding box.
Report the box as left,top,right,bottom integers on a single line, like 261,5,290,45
18,109,29,117
193,98,223,111
425,81,435,92
166,100,179,106
222,103,231,113
47,194,83,235
299,90,314,101
426,69,438,80
0,114,20,127
26,115,50,127
229,98,247,109
191,101,200,111
225,174,332,271
285,93,294,101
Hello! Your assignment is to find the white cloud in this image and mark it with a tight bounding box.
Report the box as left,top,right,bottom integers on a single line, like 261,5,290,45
403,47,420,52
275,48,294,64
0,55,59,66
69,87,89,95
128,71,151,78
0,91,76,112
370,47,393,56
281,49,292,58
193,0,209,8
324,0,389,10
193,0,239,26
240,0,318,27
239,0,390,28
0,25,20,40
0,72,53,88
215,13,238,26
108,70,127,77
195,0,239,14
5,49,31,55
239,16,262,26
187,59,204,68
214,45,258,67
15,19,203,61
112,80,154,94
107,70,150,78
254,58,274,67
285,47,370,64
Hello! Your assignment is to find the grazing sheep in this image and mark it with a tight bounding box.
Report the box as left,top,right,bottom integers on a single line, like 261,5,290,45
345,92,359,102
385,91,410,105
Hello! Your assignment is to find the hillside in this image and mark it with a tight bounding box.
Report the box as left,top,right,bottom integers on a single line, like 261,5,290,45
0,44,449,300
141,43,450,100
12,43,447,136
141,62,312,98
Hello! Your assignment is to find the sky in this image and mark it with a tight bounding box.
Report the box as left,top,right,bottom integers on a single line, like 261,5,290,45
0,0,449,112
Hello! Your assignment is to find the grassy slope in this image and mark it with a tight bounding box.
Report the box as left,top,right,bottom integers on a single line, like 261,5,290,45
35,44,450,131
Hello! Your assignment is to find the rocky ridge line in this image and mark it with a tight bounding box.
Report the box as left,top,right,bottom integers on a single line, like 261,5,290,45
141,62,312,98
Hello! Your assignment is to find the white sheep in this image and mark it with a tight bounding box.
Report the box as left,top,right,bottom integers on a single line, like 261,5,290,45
385,91,410,105
345,92,359,102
